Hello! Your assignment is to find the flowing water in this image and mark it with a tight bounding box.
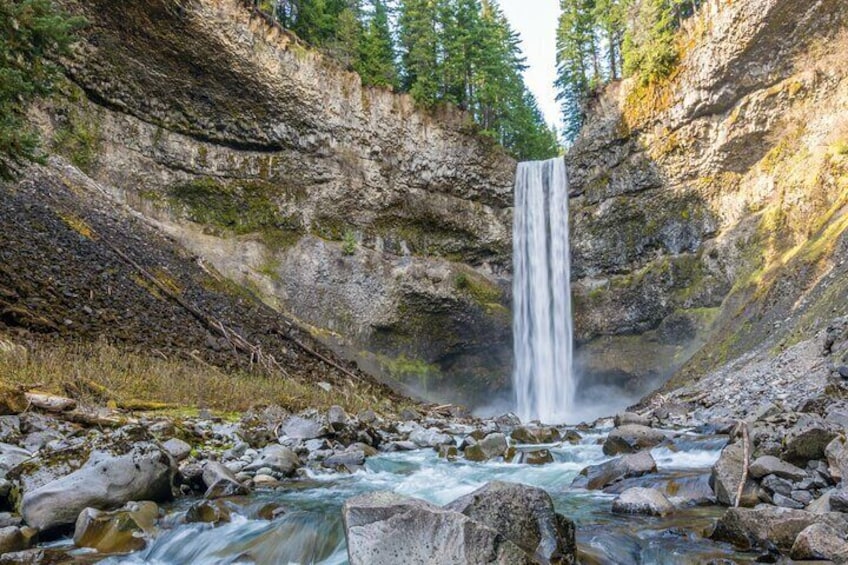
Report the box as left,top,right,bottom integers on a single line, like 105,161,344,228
84,430,753,565
512,158,574,424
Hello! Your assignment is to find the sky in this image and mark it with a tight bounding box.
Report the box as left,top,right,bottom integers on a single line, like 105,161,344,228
500,0,562,132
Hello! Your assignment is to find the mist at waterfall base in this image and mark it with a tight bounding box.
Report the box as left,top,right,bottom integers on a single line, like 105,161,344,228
510,158,637,425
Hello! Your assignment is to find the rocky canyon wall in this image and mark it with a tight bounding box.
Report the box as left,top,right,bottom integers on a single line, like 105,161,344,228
567,0,848,400
46,0,517,405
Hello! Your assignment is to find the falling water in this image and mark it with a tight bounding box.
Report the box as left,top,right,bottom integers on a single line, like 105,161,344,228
513,157,574,424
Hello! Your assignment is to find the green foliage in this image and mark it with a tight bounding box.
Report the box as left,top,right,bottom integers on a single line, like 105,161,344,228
356,0,396,88
622,0,679,85
342,229,357,255
0,0,84,180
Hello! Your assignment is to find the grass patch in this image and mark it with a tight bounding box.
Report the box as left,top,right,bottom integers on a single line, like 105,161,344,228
0,338,396,415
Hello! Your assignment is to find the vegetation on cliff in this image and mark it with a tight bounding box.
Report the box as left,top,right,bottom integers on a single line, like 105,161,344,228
0,0,82,179
255,0,560,160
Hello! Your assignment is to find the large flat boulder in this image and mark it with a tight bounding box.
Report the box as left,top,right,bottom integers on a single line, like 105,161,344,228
572,451,656,490
710,506,848,552
342,491,534,565
19,427,175,532
710,439,758,506
445,481,576,564
611,487,673,516
602,425,666,455
782,415,839,466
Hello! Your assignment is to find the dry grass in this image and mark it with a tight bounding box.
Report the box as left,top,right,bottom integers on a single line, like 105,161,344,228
0,337,405,417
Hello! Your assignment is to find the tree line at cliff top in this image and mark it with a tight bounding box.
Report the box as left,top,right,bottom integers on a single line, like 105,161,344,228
257,0,561,161
556,0,706,141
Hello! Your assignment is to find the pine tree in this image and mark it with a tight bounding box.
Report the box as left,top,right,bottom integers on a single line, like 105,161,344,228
622,0,678,84
398,0,441,106
0,0,84,180
357,0,397,88
330,5,363,68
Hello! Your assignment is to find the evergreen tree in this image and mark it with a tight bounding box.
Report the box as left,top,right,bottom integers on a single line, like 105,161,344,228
0,0,83,180
398,0,441,106
622,0,678,84
329,5,363,68
357,0,397,88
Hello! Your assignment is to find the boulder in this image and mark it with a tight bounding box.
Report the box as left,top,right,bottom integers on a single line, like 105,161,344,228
710,506,848,552
202,461,249,499
790,523,848,561
710,440,758,507
0,383,26,416
24,394,76,413
162,438,192,463
322,449,366,470
342,491,535,565
243,444,300,477
280,416,324,440
0,526,35,555
611,488,674,516
572,451,657,490
510,426,562,445
0,444,31,479
408,428,453,448
445,481,576,564
438,445,458,460
749,455,807,481
831,488,848,513
602,425,666,455
20,428,175,532
826,435,847,483
782,415,839,466
464,433,508,462
613,412,651,428
73,501,158,554
327,406,348,430
519,449,554,465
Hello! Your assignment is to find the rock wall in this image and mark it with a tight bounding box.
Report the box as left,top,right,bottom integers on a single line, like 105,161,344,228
567,0,848,399
47,0,517,405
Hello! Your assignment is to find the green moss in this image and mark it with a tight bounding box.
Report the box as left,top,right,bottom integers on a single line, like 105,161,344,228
455,271,502,307
52,95,101,172
342,230,357,255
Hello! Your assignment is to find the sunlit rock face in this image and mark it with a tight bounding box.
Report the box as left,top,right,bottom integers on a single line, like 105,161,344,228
565,0,848,401
50,0,517,406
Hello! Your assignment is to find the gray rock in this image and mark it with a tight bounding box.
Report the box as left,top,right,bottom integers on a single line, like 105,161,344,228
711,506,848,552
323,450,366,469
773,493,805,509
831,488,848,513
464,433,508,462
399,408,421,421
602,425,666,455
782,415,839,466
357,410,378,424
202,461,249,500
185,500,231,524
573,451,657,490
761,474,793,497
0,418,21,445
445,481,576,564
243,444,300,477
790,523,848,561
710,439,757,506
0,444,31,479
807,490,834,513
73,501,158,553
518,449,554,465
791,490,813,506
408,428,453,448
280,416,324,440
342,491,535,565
825,435,847,483
749,455,807,481
611,487,674,516
21,434,174,531
162,438,192,463
510,426,562,445
327,406,348,430
613,412,651,428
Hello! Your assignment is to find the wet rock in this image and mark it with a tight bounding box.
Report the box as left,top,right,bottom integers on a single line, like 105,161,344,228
710,439,758,507
202,461,249,500
383,441,416,452
243,444,300,477
20,429,175,531
494,412,521,427
185,500,231,524
614,412,651,428
252,474,279,487
463,432,508,462
710,506,848,552
162,438,192,463
790,523,848,561
519,449,554,465
782,415,838,466
408,428,453,448
749,456,807,481
322,450,366,470
342,491,535,565
256,503,286,521
573,451,657,490
562,430,582,444
825,435,847,483
445,481,576,564
611,487,674,516
602,425,666,455
327,406,348,431
73,501,158,554
438,445,458,460
280,416,324,440
511,426,561,445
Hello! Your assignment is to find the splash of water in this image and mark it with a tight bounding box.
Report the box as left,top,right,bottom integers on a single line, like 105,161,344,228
513,157,574,424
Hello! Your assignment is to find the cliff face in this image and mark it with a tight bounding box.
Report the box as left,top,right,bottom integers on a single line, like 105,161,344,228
567,0,848,400
45,0,516,404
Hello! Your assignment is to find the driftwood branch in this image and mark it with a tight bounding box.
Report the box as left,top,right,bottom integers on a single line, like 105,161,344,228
735,421,750,508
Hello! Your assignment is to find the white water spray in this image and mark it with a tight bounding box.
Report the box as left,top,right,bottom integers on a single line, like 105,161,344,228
512,157,574,424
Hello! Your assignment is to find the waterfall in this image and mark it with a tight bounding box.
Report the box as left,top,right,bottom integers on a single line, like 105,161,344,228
512,157,574,424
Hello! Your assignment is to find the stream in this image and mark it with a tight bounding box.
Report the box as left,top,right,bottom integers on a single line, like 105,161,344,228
71,428,756,564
